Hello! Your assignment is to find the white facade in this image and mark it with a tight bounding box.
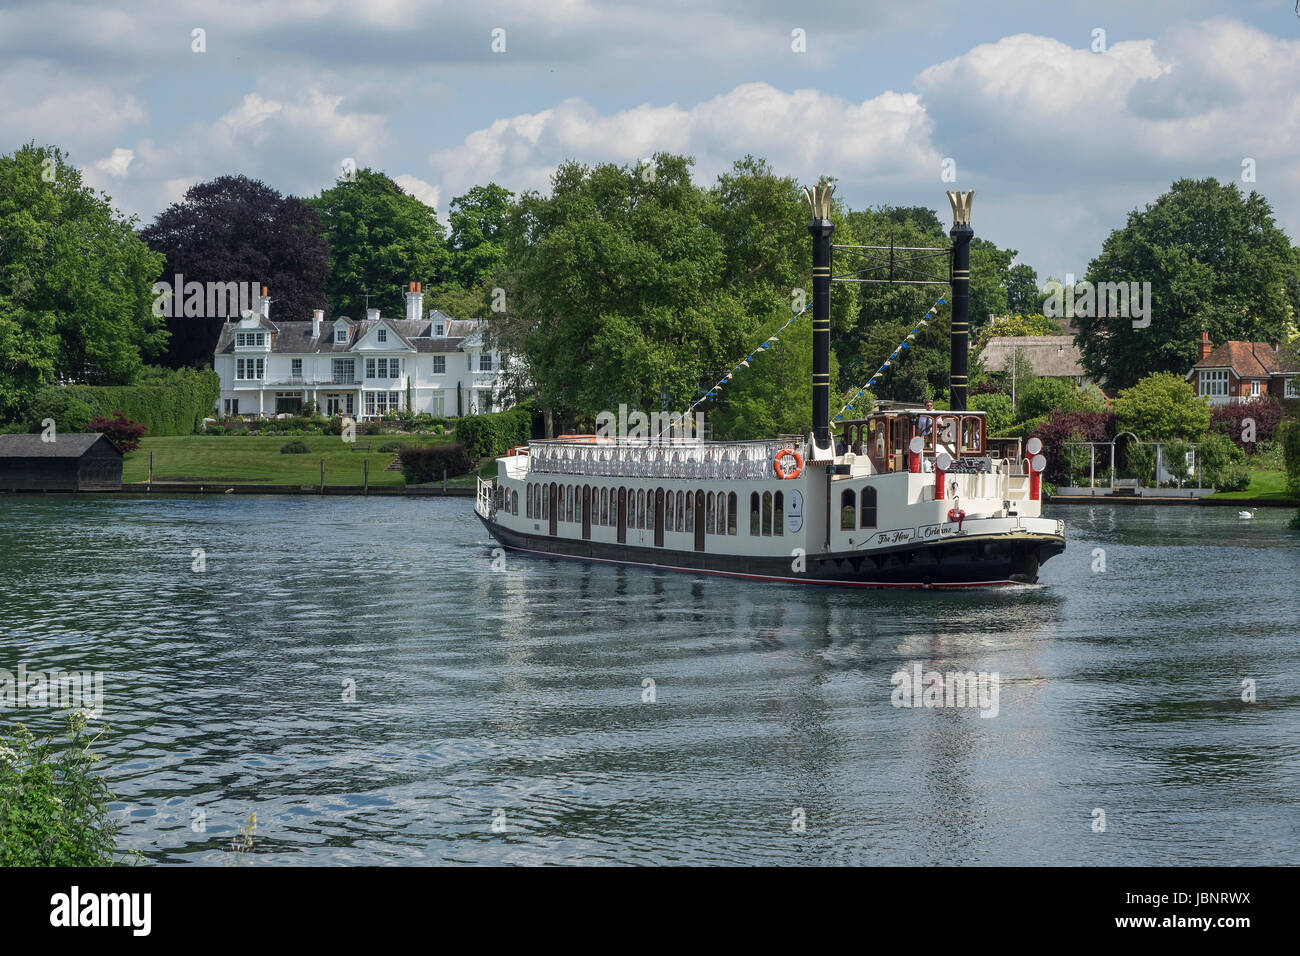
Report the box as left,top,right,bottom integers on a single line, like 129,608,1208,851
212,287,510,418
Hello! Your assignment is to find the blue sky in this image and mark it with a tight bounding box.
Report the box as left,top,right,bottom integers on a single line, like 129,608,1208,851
2,0,1297,284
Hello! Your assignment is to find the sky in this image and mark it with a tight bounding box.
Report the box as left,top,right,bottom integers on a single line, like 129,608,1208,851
2,0,1298,283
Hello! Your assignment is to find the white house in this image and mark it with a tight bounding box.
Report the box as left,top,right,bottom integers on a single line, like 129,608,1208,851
212,284,511,419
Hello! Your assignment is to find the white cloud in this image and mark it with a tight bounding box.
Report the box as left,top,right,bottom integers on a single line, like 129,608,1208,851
393,174,441,216
93,147,135,177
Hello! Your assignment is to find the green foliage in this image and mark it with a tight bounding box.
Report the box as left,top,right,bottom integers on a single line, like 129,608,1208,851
1198,431,1247,490
969,391,1014,436
27,366,219,436
1281,418,1300,498
24,390,93,432
1113,371,1211,442
308,169,449,317
377,440,403,453
454,407,533,460
0,143,167,421
446,183,513,288
1074,178,1296,388
711,311,837,440
0,713,122,866
1018,377,1084,421
398,442,475,482
280,440,309,454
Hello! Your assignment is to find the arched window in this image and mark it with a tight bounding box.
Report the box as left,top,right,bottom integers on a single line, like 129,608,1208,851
762,491,772,536
773,490,783,536
750,492,760,535
526,485,532,518
601,487,609,525
727,492,738,535
666,490,675,531
567,485,574,522
637,489,645,528
512,490,518,515
685,492,694,533
541,484,548,520
706,492,715,534
841,488,856,530
860,486,877,528
676,490,685,531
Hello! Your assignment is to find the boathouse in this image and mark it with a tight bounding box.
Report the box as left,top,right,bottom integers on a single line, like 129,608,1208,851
0,433,124,492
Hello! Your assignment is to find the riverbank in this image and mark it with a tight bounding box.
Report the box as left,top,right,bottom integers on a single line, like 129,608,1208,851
1048,492,1298,507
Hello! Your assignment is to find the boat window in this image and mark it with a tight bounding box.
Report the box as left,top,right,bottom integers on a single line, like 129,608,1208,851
841,488,856,530
750,492,760,535
727,492,738,535
685,492,694,533
762,491,772,536
666,489,674,530
706,492,715,534
512,490,518,515
637,489,645,528
567,485,574,522
861,486,877,528
773,491,783,536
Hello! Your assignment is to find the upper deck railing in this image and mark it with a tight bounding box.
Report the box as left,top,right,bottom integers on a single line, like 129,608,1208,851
524,438,800,480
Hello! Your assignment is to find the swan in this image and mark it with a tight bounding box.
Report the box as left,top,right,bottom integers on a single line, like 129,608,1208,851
1238,509,1254,519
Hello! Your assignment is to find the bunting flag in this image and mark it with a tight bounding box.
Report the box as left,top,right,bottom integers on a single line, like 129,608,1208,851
688,305,809,413
833,297,947,422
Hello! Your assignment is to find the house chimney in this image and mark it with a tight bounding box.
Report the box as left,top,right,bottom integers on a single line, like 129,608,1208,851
312,309,323,339
405,281,424,323
367,307,380,322
1199,330,1212,360
258,285,271,319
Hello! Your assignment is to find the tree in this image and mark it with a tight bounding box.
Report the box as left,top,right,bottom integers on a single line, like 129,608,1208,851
1209,397,1285,453
0,144,165,421
969,391,1014,436
1006,263,1039,315
308,169,449,318
1113,371,1211,442
88,411,146,453
1075,178,1295,388
1017,377,1102,421
140,174,330,367
1035,410,1116,484
446,183,513,289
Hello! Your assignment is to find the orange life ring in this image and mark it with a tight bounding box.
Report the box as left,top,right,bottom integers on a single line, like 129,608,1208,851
773,447,804,480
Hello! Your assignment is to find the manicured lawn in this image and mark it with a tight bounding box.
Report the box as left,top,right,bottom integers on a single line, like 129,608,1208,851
1207,467,1293,501
122,433,462,486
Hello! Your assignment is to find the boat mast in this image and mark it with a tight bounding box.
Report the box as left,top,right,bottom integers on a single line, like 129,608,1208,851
805,185,835,451
947,191,974,411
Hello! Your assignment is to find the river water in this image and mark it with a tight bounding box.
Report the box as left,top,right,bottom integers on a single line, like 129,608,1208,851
1,495,1297,865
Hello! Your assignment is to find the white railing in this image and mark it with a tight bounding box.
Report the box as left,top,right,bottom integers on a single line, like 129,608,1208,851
475,476,495,519
526,438,799,480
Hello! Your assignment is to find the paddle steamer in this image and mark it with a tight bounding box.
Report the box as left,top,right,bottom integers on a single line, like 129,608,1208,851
475,188,1065,587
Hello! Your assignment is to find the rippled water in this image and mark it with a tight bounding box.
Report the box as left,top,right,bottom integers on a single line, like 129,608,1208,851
1,495,1297,865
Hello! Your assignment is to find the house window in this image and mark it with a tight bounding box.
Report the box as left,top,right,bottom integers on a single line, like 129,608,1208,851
335,328,348,344
377,329,387,343
431,355,446,374
364,391,402,416
860,487,877,528
1250,380,1261,397
332,358,354,382
291,359,302,378
224,398,239,415
1198,369,1228,398
275,392,303,414
434,322,445,336
480,353,493,372
1287,378,1299,399
236,358,264,380
430,392,444,416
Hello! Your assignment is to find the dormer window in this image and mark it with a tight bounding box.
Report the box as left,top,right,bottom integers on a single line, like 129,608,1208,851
434,323,445,336
335,328,348,344
377,328,387,343
235,332,266,347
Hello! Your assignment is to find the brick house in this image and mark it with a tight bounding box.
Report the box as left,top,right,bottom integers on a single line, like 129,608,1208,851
1185,332,1299,405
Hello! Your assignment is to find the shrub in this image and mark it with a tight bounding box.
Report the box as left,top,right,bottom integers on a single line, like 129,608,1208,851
969,392,1013,437
1210,398,1284,453
1035,410,1116,484
280,440,310,454
454,408,532,460
1281,418,1300,499
1199,431,1247,490
398,442,474,483
24,389,95,433
378,440,403,453
88,412,147,453
0,713,122,866
25,367,220,437
1113,371,1211,442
